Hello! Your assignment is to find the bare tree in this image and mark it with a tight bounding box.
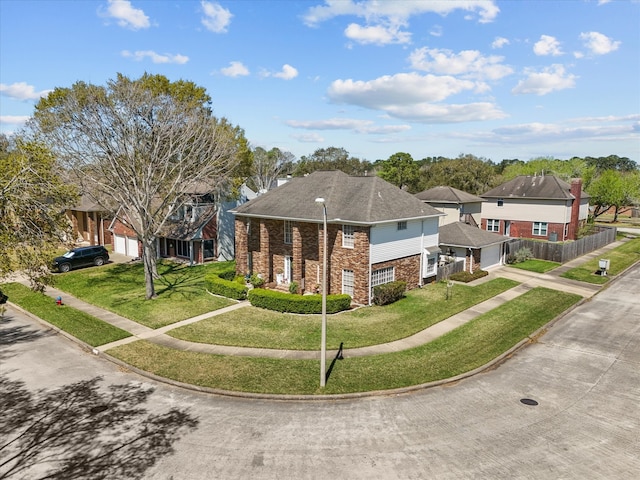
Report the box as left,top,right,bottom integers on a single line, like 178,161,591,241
29,74,250,299
249,146,295,193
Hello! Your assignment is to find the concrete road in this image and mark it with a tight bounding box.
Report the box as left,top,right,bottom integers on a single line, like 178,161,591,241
2,265,639,479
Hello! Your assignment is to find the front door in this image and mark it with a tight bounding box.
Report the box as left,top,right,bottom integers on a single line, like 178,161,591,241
505,220,511,236
284,256,293,283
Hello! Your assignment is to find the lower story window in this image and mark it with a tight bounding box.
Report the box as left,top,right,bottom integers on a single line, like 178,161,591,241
426,255,437,274
533,222,548,236
176,240,189,257
342,269,354,296
203,239,215,259
486,219,500,232
371,266,394,287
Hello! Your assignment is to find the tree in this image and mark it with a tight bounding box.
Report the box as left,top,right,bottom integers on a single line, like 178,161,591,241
420,154,499,195
584,155,638,174
249,146,295,193
29,73,250,299
376,152,421,192
0,135,77,290
500,156,594,185
587,170,640,221
293,147,371,176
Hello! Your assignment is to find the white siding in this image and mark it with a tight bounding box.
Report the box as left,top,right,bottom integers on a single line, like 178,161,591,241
482,198,570,223
370,218,439,264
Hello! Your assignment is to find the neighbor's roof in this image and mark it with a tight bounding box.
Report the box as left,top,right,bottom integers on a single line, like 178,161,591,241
481,175,590,200
231,170,442,224
439,222,509,249
415,186,484,204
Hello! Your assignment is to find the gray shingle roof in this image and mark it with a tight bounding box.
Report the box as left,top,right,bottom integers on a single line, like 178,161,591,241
415,186,484,204
481,175,590,200
439,222,509,248
232,170,442,224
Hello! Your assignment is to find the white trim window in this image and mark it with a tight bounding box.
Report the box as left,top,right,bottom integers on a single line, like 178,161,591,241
342,224,354,248
397,221,407,231
486,219,500,232
342,269,354,296
533,222,548,236
371,267,394,288
284,220,293,244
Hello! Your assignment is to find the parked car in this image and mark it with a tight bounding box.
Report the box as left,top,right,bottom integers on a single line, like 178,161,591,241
52,246,110,273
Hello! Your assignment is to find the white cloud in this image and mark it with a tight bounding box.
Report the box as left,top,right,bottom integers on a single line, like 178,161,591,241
512,64,576,95
580,31,620,55
220,61,249,77
286,118,411,134
104,0,150,30
533,35,563,56
344,23,411,45
1,115,31,124
303,0,499,27
492,36,509,49
201,1,232,33
0,82,52,100
384,102,507,123
291,132,325,143
429,25,443,37
121,50,188,64
408,47,513,81
262,64,299,80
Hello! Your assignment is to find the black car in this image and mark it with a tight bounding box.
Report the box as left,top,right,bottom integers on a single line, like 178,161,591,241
52,246,110,273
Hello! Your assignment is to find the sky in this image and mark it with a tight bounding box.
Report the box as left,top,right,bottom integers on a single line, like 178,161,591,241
1,0,639,164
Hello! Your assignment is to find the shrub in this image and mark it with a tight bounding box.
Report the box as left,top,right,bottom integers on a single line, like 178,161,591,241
449,269,488,283
514,247,533,263
372,281,407,306
248,289,351,314
250,274,265,288
204,274,248,300
217,269,237,281
289,281,299,294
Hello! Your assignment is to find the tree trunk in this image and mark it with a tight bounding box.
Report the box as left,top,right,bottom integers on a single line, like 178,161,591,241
142,245,157,299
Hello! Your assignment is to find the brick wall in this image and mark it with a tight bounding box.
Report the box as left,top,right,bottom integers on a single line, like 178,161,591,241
481,218,570,241
372,254,421,290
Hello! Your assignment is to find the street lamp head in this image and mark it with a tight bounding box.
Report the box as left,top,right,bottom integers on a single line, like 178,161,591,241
315,197,325,204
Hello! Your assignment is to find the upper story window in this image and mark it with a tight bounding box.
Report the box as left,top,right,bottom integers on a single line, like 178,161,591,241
497,198,504,207
397,221,407,231
284,220,293,244
533,222,548,236
486,219,500,232
342,224,354,248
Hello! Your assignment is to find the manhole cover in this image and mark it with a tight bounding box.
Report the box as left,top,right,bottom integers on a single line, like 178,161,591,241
520,398,539,406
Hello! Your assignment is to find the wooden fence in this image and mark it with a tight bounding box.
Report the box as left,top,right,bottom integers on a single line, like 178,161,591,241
505,226,617,264
436,260,465,281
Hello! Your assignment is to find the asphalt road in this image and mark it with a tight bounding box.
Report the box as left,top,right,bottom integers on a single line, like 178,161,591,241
1,263,639,479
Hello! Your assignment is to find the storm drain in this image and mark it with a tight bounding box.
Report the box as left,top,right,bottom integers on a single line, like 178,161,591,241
520,398,539,406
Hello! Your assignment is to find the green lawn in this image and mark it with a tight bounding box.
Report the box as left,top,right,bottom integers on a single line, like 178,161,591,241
168,278,519,350
108,287,581,395
51,260,236,328
2,282,131,347
561,237,640,284
508,259,560,273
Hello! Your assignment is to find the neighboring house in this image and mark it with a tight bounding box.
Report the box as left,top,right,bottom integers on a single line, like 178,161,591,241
231,170,443,305
109,184,256,263
415,186,484,227
438,222,510,273
480,175,590,241
66,194,112,247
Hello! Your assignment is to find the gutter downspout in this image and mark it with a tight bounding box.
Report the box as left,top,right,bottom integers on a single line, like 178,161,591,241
469,248,474,274
419,220,425,287
368,226,373,306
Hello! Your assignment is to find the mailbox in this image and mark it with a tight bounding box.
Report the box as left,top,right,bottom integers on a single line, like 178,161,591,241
599,259,610,270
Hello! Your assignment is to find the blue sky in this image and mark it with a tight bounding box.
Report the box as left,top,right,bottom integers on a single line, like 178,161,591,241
1,0,639,163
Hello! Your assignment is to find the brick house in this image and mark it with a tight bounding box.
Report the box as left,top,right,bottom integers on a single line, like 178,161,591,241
66,194,112,247
231,171,443,305
480,175,590,241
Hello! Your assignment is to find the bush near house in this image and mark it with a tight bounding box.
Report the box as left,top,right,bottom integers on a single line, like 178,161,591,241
204,274,248,300
449,270,489,283
248,288,351,314
506,247,533,265
372,281,407,306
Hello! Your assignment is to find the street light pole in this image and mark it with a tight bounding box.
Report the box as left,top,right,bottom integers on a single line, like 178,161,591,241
315,197,327,387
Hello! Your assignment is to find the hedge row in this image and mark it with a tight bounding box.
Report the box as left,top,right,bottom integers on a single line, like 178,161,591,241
372,280,406,306
204,274,248,300
247,289,351,314
449,269,488,283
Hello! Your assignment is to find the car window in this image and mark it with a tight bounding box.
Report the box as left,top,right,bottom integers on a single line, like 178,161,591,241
62,251,76,258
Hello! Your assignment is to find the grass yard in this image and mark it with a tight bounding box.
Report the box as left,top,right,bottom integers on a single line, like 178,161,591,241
108,287,581,395
508,259,560,273
167,278,519,350
2,282,131,347
561,236,640,285
51,260,236,328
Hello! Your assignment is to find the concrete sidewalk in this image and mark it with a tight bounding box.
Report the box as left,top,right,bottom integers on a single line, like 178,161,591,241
10,238,628,360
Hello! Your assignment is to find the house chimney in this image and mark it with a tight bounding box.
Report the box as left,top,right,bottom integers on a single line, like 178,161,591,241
569,178,582,240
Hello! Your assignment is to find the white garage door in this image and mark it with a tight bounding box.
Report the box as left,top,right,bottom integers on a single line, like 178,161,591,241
481,244,502,270
114,234,126,255
126,237,138,257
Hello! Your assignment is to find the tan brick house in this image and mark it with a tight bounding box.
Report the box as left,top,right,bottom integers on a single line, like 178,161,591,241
231,171,443,305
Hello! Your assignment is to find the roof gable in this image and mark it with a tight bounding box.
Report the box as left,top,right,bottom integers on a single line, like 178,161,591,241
232,170,442,224
439,222,509,248
415,186,484,204
481,175,589,200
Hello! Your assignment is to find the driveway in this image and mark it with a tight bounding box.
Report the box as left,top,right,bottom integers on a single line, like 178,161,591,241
1,264,638,479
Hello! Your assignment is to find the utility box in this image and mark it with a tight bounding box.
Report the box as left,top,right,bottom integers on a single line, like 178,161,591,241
599,259,610,275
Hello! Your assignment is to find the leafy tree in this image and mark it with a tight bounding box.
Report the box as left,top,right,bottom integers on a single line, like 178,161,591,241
500,156,594,185
293,147,371,176
29,73,250,299
0,135,77,290
584,155,638,173
587,170,640,221
376,152,421,192
249,146,295,193
420,154,498,195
